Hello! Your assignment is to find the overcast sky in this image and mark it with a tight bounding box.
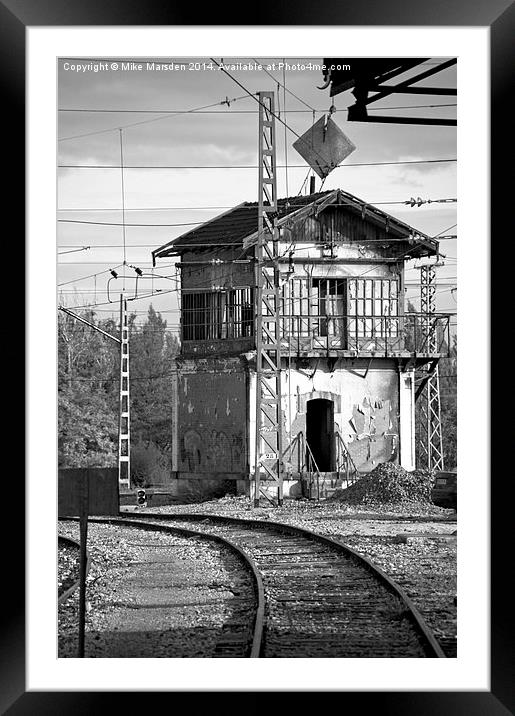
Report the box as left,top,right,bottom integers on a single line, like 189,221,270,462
57,57,457,329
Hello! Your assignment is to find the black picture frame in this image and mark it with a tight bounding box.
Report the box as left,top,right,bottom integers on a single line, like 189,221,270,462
7,0,509,713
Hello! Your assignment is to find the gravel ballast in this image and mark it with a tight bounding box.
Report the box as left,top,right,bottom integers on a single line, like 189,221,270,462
58,538,80,598
58,497,457,658
141,495,457,657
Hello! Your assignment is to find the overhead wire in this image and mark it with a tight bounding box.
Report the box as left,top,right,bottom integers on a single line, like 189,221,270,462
58,246,91,255
59,103,456,114
119,128,127,290
58,158,457,169
251,58,315,112
57,198,457,213
58,93,253,142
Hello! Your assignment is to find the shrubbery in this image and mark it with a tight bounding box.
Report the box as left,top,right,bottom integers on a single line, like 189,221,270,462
130,439,171,487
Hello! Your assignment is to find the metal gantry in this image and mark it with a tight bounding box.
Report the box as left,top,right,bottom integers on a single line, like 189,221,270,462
118,295,131,488
417,265,444,471
253,90,284,507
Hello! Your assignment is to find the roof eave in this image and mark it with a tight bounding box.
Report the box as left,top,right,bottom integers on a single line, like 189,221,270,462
153,202,248,260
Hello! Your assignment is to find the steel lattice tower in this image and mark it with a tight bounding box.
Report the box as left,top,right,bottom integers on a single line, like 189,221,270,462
417,265,444,471
253,91,284,507
118,295,131,488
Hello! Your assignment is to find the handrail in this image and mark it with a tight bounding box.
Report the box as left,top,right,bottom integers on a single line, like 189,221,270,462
305,440,322,501
282,431,306,474
335,431,359,487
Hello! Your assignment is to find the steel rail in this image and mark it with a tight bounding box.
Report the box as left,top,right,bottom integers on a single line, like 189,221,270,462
58,534,90,606
122,510,445,659
76,516,265,658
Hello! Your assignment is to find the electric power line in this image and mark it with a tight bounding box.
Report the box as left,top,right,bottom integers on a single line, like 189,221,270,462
59,104,456,114
58,93,253,141
58,158,457,169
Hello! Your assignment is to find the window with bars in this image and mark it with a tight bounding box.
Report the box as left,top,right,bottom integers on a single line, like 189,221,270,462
348,278,399,339
281,277,399,347
182,288,254,341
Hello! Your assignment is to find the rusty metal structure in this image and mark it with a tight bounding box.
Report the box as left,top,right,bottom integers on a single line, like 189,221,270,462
253,90,284,506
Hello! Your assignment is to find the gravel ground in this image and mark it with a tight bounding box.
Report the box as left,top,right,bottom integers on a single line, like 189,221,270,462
58,497,457,658
58,521,256,658
140,495,457,657
58,538,80,598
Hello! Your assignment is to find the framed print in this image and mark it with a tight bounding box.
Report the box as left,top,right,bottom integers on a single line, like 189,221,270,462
5,0,510,712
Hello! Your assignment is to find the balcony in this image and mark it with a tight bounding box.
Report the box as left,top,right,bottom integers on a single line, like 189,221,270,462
180,303,451,359
279,312,451,358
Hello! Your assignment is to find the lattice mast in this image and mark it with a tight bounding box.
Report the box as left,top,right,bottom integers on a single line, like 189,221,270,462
118,295,131,488
253,91,284,507
417,265,444,471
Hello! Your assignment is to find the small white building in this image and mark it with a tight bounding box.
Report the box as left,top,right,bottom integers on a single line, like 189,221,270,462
153,189,450,498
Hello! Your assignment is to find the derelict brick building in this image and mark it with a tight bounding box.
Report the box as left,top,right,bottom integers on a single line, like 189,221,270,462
153,189,450,497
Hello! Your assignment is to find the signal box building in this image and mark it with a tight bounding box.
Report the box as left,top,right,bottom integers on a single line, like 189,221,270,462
153,189,450,497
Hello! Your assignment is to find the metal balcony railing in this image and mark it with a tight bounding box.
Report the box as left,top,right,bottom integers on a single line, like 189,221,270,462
279,312,450,356
180,306,451,357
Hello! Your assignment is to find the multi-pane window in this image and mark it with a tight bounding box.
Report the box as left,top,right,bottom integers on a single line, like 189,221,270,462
182,288,254,341
281,276,399,348
347,278,399,340
313,279,347,339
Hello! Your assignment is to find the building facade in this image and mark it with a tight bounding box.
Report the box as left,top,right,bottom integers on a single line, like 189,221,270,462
153,189,450,498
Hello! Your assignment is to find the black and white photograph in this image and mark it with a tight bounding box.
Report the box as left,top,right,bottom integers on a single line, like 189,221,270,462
0,0,507,706
56,55,459,661
11,10,503,705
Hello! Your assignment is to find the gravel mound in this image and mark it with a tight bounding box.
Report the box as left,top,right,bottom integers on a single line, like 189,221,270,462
331,463,435,505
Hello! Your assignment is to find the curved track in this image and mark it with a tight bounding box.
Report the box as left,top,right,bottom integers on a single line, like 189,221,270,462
58,534,88,605
62,517,264,658
115,512,445,658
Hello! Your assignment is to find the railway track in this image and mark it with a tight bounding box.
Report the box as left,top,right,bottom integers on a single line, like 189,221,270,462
58,534,88,605
106,512,445,658
59,517,262,658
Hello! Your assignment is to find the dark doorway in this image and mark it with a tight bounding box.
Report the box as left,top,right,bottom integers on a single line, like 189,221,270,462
306,399,336,471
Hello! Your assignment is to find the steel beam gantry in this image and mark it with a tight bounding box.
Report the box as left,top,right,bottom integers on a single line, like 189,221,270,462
417,265,444,471
253,91,284,507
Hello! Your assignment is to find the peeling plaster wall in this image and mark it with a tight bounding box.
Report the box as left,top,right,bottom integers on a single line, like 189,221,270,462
277,359,401,473
174,355,404,479
175,356,248,476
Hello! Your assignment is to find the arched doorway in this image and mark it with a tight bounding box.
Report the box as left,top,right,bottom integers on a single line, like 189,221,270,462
306,398,336,471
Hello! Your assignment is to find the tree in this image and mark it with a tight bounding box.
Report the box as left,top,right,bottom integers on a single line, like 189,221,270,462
58,310,119,467
129,305,179,451
439,334,457,469
58,303,180,483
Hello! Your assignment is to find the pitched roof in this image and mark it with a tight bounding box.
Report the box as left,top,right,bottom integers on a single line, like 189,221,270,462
152,192,334,259
152,188,437,261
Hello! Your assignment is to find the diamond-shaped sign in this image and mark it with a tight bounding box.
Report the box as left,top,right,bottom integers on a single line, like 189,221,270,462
293,115,356,179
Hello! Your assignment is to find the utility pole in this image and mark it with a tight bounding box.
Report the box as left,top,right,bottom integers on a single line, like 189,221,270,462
417,265,444,471
253,90,284,507
118,295,131,489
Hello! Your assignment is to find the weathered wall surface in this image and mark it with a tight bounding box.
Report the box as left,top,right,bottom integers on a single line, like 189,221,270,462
249,358,401,474
175,356,248,476
174,354,407,480
180,248,254,289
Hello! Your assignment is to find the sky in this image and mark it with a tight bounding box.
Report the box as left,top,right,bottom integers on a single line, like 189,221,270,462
57,56,457,332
